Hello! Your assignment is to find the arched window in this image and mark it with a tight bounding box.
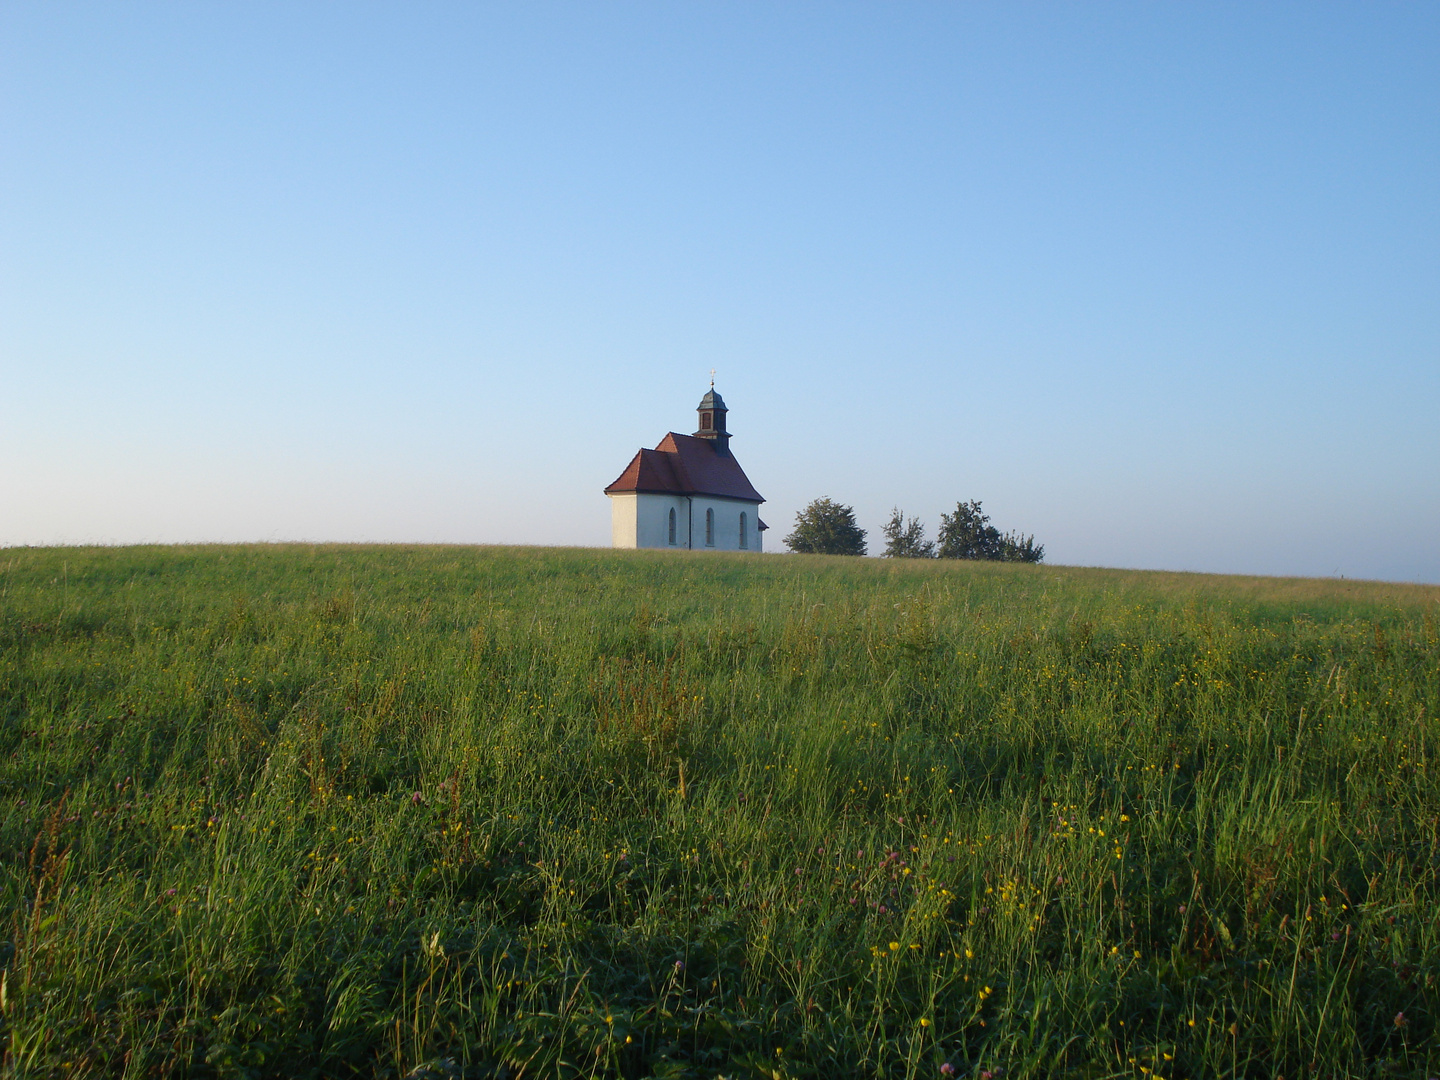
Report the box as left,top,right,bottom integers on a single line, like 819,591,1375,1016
668,507,677,545
705,508,715,547
739,511,748,548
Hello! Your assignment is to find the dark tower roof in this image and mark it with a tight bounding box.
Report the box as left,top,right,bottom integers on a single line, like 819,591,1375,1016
697,389,727,413
693,386,731,453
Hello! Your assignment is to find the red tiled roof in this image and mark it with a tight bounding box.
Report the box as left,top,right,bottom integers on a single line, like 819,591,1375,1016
605,433,763,502
604,448,682,496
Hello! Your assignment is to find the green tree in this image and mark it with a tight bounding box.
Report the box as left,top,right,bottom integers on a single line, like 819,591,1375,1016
999,530,1044,563
785,498,867,556
937,500,1044,563
880,508,935,558
937,500,1000,560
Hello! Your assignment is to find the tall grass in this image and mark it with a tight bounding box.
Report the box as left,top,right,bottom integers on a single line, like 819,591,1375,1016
1,544,1436,1079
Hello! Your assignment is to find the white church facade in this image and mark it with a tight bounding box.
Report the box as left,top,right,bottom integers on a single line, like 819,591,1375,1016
605,388,767,552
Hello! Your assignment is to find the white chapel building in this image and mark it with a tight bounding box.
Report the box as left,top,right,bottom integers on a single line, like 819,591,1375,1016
605,387,767,551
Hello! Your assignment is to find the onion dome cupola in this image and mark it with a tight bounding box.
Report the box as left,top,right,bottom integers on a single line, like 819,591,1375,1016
694,387,731,454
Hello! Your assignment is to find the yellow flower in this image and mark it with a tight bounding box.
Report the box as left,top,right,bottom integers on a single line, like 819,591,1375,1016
919,1017,931,1027
964,948,974,959
889,941,900,952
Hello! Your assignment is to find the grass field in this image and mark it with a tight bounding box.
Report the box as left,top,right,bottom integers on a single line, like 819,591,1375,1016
1,544,1437,1079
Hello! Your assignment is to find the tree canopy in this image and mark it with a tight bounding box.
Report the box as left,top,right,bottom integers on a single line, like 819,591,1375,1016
788,497,1041,562
784,498,867,556
880,508,935,559
937,500,1044,563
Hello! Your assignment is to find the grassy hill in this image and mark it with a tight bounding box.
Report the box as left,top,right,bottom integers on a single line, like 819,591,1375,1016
2,544,1436,1078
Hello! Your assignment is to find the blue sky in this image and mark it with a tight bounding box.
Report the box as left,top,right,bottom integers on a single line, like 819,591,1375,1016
2,3,1436,582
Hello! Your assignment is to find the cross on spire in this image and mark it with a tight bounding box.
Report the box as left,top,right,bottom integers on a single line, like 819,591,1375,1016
709,368,716,388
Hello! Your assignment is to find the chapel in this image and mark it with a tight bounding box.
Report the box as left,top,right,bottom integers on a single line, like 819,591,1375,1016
604,387,767,551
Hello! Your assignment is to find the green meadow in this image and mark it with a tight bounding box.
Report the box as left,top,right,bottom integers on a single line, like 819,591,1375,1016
1,544,1437,1079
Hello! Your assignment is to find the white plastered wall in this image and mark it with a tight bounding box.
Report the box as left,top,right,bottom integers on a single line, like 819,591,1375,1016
609,493,762,552
609,493,640,548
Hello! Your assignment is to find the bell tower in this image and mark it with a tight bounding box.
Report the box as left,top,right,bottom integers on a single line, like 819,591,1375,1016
693,384,731,455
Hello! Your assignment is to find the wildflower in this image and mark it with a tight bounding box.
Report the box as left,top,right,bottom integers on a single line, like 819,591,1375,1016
940,1065,955,1077
889,941,900,952
674,960,684,972
1394,1011,1406,1028
411,792,424,805
919,1017,930,1027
